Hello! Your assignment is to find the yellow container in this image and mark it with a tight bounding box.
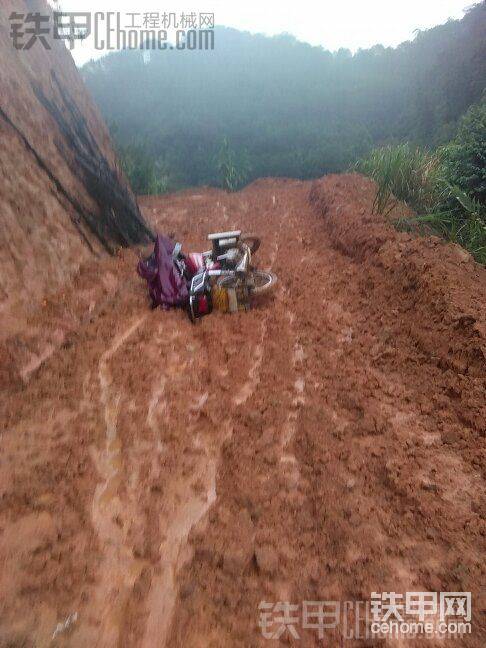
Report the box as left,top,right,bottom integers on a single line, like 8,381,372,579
212,284,250,313
212,285,229,312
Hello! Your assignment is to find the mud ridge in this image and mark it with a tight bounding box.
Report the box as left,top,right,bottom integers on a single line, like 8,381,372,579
309,173,486,378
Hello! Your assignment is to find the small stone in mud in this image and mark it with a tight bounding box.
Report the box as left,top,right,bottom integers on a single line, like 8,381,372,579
255,545,279,575
179,580,196,599
451,244,473,263
258,427,275,448
245,409,263,426
307,558,320,583
191,478,205,495
441,429,461,445
421,480,439,493
223,545,254,576
262,449,278,465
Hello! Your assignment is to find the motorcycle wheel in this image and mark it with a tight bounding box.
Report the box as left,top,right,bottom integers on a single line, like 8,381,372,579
251,270,277,295
217,270,277,296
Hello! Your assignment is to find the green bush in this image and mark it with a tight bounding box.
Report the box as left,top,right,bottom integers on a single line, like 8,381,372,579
355,100,486,263
118,144,171,195
440,98,486,206
415,184,486,264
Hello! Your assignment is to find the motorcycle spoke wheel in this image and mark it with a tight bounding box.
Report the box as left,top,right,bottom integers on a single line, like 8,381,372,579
250,270,277,295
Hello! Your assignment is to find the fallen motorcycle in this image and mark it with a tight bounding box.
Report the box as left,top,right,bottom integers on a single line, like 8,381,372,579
137,230,277,322
184,230,277,321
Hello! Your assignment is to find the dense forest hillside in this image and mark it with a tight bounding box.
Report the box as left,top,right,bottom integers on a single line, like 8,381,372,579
82,2,486,191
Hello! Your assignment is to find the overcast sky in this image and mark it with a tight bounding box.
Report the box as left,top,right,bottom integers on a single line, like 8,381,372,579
48,0,473,66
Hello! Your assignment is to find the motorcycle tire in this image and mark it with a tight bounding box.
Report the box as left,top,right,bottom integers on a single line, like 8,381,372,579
217,270,277,296
250,270,277,295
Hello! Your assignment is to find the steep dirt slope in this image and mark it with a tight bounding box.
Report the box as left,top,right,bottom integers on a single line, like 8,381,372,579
0,1,151,380
0,175,484,647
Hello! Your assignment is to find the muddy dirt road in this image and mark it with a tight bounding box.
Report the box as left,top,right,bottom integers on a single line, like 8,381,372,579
0,176,485,647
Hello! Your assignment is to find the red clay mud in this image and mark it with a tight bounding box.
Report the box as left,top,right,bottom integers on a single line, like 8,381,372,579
0,175,484,647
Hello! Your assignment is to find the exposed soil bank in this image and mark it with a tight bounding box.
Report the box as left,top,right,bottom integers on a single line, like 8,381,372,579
0,0,150,364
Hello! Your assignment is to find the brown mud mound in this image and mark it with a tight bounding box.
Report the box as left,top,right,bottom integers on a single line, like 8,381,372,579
0,178,484,647
310,174,486,379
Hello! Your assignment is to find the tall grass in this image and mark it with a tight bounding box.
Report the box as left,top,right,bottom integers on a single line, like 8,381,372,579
217,137,250,192
356,143,486,264
355,143,443,215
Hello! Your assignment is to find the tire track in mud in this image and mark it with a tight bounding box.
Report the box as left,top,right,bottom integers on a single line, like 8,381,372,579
279,197,425,641
102,194,284,646
233,218,281,408
278,216,438,641
140,437,218,648
144,201,285,646
140,333,218,648
75,317,216,646
88,315,148,646
277,246,307,489
166,195,323,645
